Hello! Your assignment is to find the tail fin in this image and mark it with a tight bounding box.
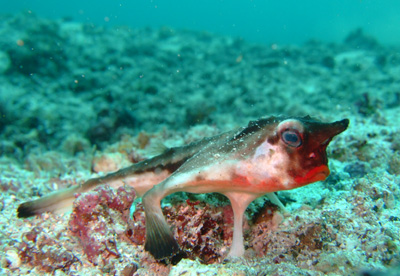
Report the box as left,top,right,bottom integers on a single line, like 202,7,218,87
143,195,180,260
17,177,105,218
17,185,80,218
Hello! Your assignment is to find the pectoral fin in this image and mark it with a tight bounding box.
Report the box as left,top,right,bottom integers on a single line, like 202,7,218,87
142,184,180,260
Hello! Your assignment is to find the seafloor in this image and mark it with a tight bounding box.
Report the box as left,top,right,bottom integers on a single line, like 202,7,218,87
1,11,400,276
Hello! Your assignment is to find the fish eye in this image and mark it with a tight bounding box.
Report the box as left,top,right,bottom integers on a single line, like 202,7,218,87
281,130,302,147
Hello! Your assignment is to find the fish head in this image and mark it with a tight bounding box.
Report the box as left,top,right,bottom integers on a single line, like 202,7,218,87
269,116,349,189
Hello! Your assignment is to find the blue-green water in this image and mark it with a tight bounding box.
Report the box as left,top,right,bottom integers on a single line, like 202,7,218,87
3,0,400,45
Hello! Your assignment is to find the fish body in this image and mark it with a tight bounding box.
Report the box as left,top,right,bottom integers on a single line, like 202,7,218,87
17,116,349,261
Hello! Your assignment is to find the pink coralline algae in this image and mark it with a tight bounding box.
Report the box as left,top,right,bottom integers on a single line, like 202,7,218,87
126,204,146,245
163,200,235,264
17,226,79,273
68,185,136,265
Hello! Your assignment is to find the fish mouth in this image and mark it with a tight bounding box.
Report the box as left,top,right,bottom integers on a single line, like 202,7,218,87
310,165,330,181
294,165,330,185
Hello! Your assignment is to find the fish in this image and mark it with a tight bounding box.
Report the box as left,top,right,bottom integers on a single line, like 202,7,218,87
17,115,349,261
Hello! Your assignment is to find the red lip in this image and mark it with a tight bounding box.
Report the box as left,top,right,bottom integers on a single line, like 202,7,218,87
294,165,330,185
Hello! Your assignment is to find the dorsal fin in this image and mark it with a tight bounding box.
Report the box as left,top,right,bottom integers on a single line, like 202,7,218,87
147,140,169,156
